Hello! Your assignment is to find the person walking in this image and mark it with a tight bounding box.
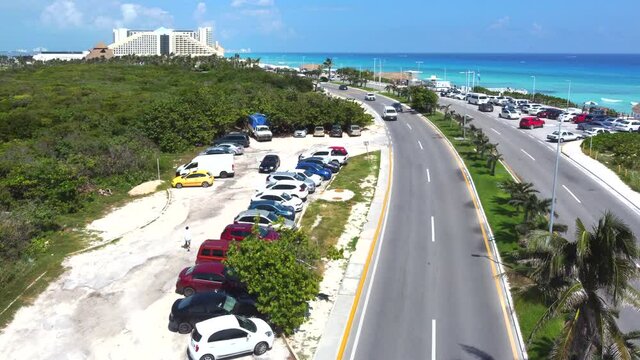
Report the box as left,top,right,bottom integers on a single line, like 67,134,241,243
183,226,192,251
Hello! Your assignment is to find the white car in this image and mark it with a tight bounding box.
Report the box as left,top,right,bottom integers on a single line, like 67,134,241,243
266,171,316,193
215,143,244,155
453,93,467,100
364,93,376,101
582,127,612,137
293,127,308,138
613,120,640,132
187,315,274,360
252,190,303,212
523,103,543,114
558,112,580,122
499,108,520,119
547,130,581,142
300,147,349,165
604,118,628,129
291,169,323,186
258,180,309,201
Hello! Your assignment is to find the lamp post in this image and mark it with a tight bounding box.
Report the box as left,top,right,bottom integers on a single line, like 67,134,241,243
548,81,572,237
301,55,305,71
416,61,423,72
531,75,536,102
566,80,572,110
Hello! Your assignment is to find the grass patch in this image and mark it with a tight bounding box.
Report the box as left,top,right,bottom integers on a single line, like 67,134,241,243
581,144,640,192
426,112,562,357
300,151,380,254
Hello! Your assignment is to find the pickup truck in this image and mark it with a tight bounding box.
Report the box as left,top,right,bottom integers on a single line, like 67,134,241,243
248,113,273,142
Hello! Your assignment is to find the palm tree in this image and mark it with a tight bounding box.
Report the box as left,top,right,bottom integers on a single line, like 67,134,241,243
322,57,333,80
487,149,503,176
499,180,538,213
517,212,640,359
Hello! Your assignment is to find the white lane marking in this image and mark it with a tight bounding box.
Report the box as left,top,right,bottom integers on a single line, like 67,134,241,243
418,140,424,150
431,216,435,242
426,168,431,183
562,185,582,203
432,319,437,360
349,172,393,360
406,123,412,130
520,149,536,161
491,128,501,135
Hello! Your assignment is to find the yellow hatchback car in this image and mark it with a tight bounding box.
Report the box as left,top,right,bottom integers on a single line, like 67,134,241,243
172,170,214,188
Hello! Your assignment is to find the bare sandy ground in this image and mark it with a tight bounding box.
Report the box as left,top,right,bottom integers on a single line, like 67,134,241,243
0,117,386,359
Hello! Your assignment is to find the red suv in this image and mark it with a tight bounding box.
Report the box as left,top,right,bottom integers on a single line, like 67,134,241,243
175,262,244,296
519,116,545,129
572,113,589,124
220,223,279,242
195,240,231,264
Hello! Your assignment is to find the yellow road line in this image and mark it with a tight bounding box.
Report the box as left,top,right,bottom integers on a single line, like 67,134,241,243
422,114,520,359
336,146,393,360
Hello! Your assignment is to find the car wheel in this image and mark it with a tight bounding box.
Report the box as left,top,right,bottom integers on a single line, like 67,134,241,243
254,342,269,356
178,322,192,334
529,125,534,130
201,182,210,188
559,138,564,143
175,183,183,189
219,171,228,178
183,287,195,297
199,354,215,360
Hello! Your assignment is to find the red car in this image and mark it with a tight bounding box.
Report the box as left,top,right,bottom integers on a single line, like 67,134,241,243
195,239,231,264
220,223,279,242
329,146,348,156
519,116,545,129
572,113,589,124
175,262,229,296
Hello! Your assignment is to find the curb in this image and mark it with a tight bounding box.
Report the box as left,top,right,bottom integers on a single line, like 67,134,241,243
283,336,301,360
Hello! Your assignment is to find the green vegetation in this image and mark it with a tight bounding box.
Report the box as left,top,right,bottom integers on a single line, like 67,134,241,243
0,56,371,324
582,132,640,191
335,67,375,88
301,151,380,255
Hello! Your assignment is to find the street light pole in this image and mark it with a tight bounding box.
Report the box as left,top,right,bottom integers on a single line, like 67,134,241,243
566,80,572,110
531,75,536,102
416,61,423,72
548,117,562,236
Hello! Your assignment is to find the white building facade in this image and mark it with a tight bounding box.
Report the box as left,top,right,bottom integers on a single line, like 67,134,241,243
33,51,90,62
109,27,224,57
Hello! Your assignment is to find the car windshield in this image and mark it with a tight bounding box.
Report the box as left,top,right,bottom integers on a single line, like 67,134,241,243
315,127,324,131
177,296,193,310
281,193,292,200
294,174,306,181
351,125,360,130
236,316,257,333
185,266,195,275
222,296,237,312
303,170,314,177
267,212,279,222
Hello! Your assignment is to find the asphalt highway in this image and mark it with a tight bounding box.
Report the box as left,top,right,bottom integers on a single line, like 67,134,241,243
324,84,521,359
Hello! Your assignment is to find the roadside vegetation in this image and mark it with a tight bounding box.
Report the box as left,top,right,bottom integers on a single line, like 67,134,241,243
581,132,640,192
428,103,640,358
0,56,371,325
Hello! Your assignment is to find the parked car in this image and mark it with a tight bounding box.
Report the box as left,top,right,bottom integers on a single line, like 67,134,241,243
522,103,543,114
187,315,274,359
338,84,348,90
453,93,467,100
234,209,296,230
299,157,340,173
259,154,280,173
313,126,325,137
613,119,640,132
293,127,308,138
499,108,520,120
251,190,304,212
202,147,234,155
582,127,612,137
364,93,376,101
604,118,629,129
558,112,580,122
478,103,494,112
296,162,332,180
213,132,250,148
579,119,609,130
175,262,241,297
169,291,259,334
347,124,362,136
266,171,316,193
220,223,279,242
248,200,295,221
195,240,231,264
172,170,214,189
330,124,343,137
547,130,581,142
262,179,309,201
519,116,545,129
299,148,349,165
214,143,244,155
329,146,348,156
291,168,323,187
391,102,404,113
537,108,563,120
572,113,589,124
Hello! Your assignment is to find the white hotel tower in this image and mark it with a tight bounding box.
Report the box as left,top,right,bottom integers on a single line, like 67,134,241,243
109,27,224,57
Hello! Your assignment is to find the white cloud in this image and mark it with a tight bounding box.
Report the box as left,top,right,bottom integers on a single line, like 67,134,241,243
231,0,273,7
193,2,214,28
92,3,174,29
41,0,83,28
488,16,510,30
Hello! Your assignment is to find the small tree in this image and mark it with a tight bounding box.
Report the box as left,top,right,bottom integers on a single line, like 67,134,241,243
322,57,333,80
409,87,438,113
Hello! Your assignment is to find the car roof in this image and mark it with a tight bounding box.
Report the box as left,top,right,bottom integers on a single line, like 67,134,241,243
267,179,301,186
181,291,226,307
200,239,230,247
250,199,280,207
193,261,225,273
187,170,211,175
238,209,272,218
195,315,240,335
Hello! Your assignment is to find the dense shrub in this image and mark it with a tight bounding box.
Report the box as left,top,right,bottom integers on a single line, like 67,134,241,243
587,132,640,169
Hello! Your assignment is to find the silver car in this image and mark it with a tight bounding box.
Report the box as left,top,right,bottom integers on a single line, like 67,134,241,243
215,143,244,155
234,209,296,230
294,127,308,138
348,125,362,137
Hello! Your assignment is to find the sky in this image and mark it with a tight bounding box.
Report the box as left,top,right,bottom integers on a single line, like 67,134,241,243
1,0,638,53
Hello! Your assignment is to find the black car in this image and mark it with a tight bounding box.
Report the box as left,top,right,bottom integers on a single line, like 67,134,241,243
330,124,343,137
537,108,563,120
478,103,494,112
339,84,348,90
259,154,280,173
391,102,403,113
168,291,259,334
213,132,250,148
299,157,340,173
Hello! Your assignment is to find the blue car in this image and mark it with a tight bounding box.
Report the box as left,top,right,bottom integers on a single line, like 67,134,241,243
297,162,332,180
248,200,295,221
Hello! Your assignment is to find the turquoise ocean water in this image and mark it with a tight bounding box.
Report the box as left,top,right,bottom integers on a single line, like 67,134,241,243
236,53,640,113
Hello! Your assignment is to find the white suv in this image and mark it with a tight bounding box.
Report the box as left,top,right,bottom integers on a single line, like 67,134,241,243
188,315,274,360
364,93,376,101
259,179,309,201
300,148,349,165
382,106,398,120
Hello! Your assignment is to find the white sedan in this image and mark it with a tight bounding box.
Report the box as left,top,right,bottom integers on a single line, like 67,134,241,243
613,120,640,132
558,112,580,122
547,130,582,142
215,143,244,155
453,93,467,100
260,180,309,201
291,168,323,186
499,108,520,119
364,93,376,101
582,127,612,137
252,190,304,212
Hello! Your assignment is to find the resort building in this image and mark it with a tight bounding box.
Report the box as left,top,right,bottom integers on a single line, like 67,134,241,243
85,42,114,60
32,51,89,62
109,27,224,57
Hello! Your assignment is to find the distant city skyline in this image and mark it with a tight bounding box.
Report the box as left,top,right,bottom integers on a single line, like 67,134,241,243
1,0,638,54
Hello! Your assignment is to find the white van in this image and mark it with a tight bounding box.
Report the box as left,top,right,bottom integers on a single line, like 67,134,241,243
467,93,489,105
176,153,235,178
383,106,398,120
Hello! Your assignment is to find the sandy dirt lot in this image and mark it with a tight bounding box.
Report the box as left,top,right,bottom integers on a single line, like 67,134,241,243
0,116,386,360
